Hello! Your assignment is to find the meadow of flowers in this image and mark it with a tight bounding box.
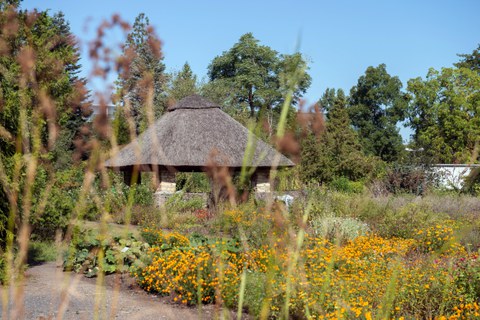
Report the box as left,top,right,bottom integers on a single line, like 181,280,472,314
133,210,480,320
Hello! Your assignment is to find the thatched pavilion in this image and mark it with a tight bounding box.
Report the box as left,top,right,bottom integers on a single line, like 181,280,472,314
105,95,294,203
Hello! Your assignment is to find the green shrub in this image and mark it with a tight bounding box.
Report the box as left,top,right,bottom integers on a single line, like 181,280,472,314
165,193,205,212
383,164,437,195
27,241,58,265
130,205,163,226
176,172,210,192
0,253,5,284
30,166,83,239
275,167,302,191
243,272,268,318
103,179,156,224
329,177,365,194
459,224,480,252
64,228,149,277
304,187,454,240
129,183,155,206
310,216,370,244
376,203,449,239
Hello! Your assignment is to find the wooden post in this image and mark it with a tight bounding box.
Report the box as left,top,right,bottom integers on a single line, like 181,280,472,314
123,167,132,186
123,166,141,186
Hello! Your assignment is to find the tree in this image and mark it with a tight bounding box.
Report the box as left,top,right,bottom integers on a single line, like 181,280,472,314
0,0,20,11
50,12,90,168
406,67,480,163
0,6,89,241
206,33,311,135
455,44,480,73
0,9,89,162
111,107,130,146
167,62,198,101
114,13,167,135
348,64,407,162
300,89,377,183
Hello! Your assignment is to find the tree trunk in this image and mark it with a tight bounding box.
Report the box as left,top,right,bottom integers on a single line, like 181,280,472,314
248,86,255,118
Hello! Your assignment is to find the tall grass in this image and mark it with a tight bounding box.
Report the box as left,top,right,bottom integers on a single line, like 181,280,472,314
1,5,480,320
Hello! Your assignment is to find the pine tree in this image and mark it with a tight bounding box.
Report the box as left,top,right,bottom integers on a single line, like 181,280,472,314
168,62,198,101
114,13,167,135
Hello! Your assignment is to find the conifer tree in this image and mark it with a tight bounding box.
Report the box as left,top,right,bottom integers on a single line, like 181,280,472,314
114,13,167,135
301,90,377,183
168,62,198,101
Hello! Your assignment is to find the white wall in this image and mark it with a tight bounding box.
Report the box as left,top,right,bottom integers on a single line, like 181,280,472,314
431,165,480,189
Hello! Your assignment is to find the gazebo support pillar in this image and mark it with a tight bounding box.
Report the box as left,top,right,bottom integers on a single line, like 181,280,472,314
158,170,176,193
123,166,141,186
155,169,176,206
254,170,271,193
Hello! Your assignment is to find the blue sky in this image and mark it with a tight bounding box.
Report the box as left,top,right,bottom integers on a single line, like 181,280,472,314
21,0,480,140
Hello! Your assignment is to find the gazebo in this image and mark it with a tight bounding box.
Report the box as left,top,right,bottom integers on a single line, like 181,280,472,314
105,95,294,203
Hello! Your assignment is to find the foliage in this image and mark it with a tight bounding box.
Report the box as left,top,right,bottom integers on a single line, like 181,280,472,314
0,252,5,284
328,177,365,194
309,216,370,244
0,187,9,249
242,272,269,318
214,206,286,248
0,9,89,163
111,106,131,146
114,13,167,137
375,203,450,239
175,172,210,193
406,67,480,163
301,89,379,184
382,164,437,195
348,64,407,162
0,6,89,242
29,166,84,239
304,188,455,240
95,179,155,223
27,241,57,265
455,43,480,73
206,33,311,135
274,167,302,191
64,228,150,278
167,62,198,101
136,225,480,319
164,192,205,212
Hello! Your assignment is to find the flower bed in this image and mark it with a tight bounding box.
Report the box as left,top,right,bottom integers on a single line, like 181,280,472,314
134,222,480,319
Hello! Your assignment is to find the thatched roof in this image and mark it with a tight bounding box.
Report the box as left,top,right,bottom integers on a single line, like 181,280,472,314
105,95,294,170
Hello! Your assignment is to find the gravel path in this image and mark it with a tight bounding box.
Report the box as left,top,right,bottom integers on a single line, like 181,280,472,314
1,262,216,320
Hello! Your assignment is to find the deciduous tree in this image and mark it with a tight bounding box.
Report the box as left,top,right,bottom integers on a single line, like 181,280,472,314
406,67,480,163
206,33,311,135
348,64,407,162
